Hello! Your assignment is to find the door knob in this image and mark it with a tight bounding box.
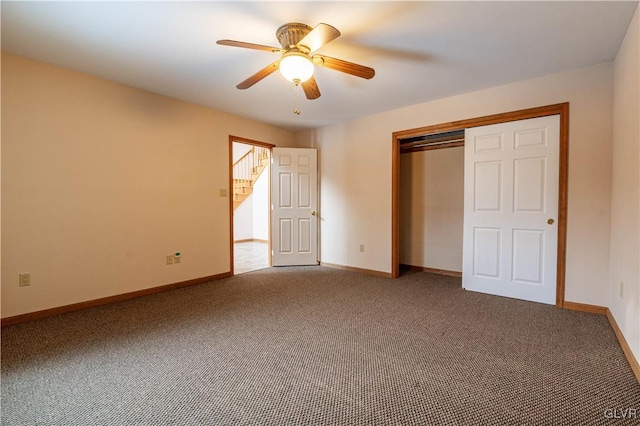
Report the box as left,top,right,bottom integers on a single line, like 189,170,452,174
547,218,555,225
311,211,317,216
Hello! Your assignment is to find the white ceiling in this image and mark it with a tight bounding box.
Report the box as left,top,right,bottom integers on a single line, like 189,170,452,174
2,1,637,132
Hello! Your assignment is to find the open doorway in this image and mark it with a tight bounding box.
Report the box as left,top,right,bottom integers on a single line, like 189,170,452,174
229,136,274,275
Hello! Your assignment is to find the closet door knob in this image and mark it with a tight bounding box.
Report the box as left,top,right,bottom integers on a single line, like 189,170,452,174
547,218,555,225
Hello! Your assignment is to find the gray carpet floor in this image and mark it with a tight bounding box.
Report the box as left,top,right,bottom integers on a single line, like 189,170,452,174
2,267,639,425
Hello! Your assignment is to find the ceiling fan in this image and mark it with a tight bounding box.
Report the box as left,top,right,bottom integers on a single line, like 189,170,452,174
217,22,375,100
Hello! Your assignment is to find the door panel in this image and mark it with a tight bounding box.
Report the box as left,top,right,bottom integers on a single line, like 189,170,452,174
463,115,559,304
298,219,311,253
279,173,292,207
473,227,501,278
514,157,546,212
474,161,502,211
512,229,544,283
279,218,293,254
272,148,318,266
298,173,311,207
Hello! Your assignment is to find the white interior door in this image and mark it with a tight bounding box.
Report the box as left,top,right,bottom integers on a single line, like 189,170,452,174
272,148,318,266
462,115,559,304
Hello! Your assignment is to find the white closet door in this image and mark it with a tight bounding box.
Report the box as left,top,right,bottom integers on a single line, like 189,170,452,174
462,115,559,304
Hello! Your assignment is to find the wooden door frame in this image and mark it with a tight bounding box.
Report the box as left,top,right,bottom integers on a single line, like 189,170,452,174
391,103,569,307
229,136,276,276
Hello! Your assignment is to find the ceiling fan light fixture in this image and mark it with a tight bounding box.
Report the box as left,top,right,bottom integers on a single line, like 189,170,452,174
279,52,314,84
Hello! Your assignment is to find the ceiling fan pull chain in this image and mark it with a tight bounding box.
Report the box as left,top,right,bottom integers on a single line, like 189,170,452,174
293,82,302,116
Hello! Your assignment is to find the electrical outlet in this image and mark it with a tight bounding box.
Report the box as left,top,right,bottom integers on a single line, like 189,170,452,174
359,244,365,253
620,281,624,298
219,188,228,197
19,273,31,287
166,255,174,265
174,252,182,264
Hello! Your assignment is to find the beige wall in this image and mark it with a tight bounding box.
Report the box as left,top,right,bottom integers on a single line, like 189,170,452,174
611,6,640,362
297,62,614,307
399,147,464,272
1,53,295,318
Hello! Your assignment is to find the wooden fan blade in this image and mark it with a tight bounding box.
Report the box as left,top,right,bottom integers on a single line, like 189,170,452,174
314,54,375,79
217,39,284,53
297,23,341,53
237,61,280,89
301,76,321,100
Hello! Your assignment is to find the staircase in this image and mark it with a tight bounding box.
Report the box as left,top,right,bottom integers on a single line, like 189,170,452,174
233,146,270,210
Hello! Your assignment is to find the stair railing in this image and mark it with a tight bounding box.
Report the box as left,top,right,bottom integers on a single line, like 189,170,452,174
233,147,254,183
233,146,270,182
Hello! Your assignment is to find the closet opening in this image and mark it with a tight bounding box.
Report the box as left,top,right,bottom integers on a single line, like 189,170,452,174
399,129,465,277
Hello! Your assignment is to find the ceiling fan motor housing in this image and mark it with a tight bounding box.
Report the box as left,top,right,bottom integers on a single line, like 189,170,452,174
276,23,313,51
